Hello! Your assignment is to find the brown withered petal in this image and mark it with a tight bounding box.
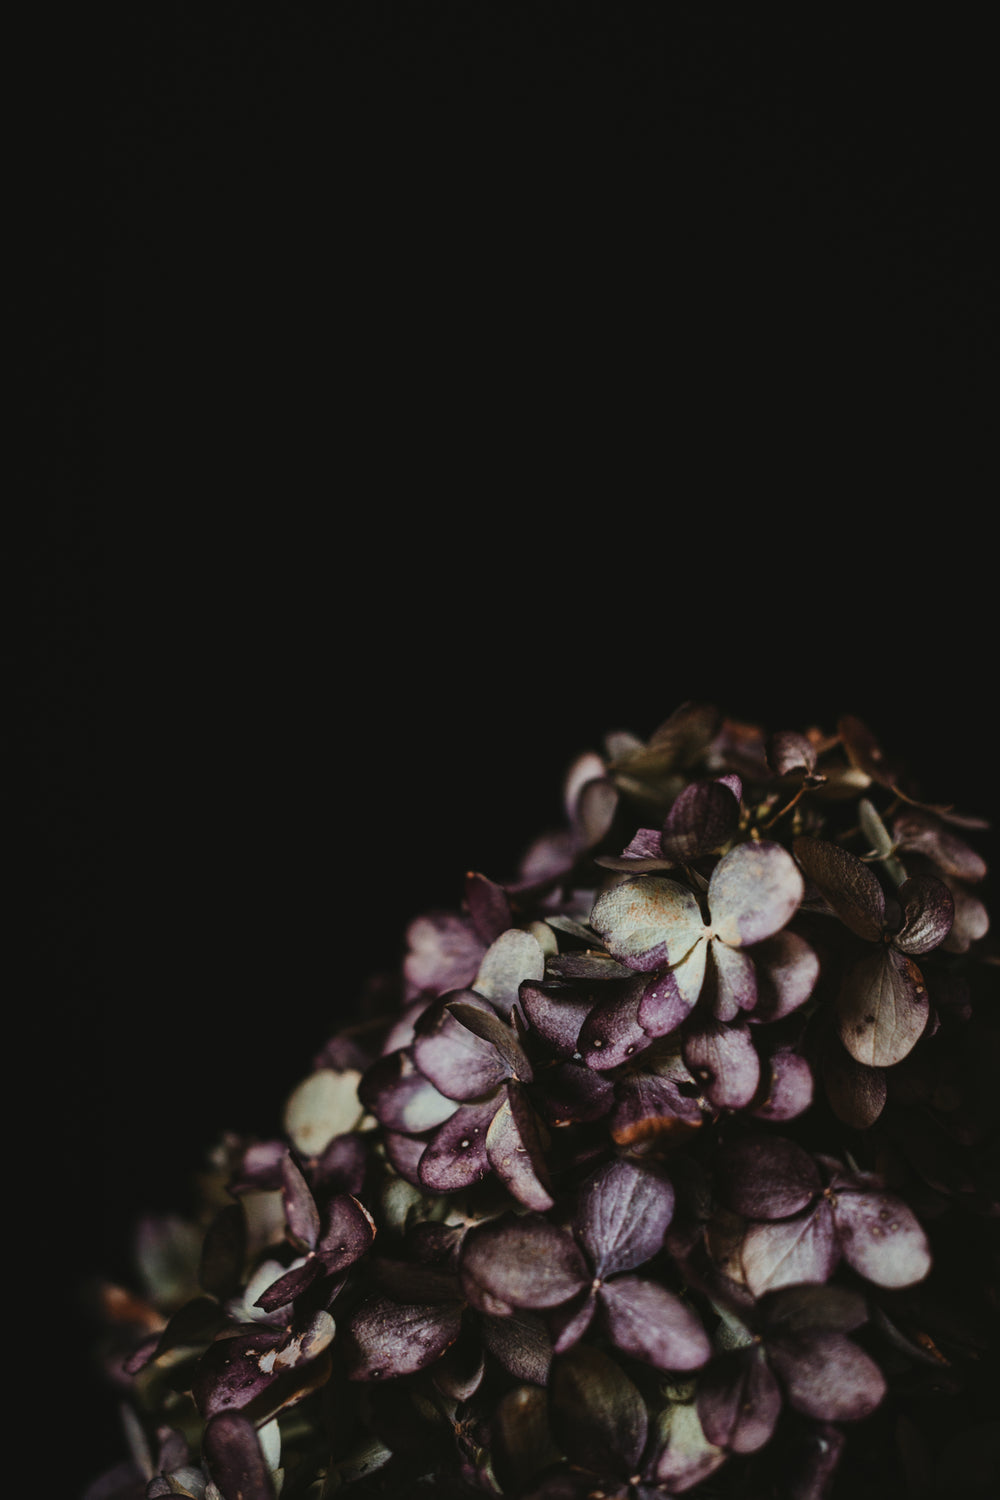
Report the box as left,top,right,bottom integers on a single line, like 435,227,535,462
492,1384,562,1495
464,871,513,945
894,874,954,955
768,731,817,778
892,809,988,882
792,837,885,942
837,947,930,1069
482,1312,554,1385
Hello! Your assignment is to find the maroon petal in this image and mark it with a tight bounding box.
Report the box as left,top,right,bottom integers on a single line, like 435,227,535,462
741,1202,839,1297
750,931,820,1022
316,1194,376,1274
574,1157,675,1278
598,1276,711,1371
550,1344,649,1477
708,842,804,947
253,1257,324,1313
757,1283,868,1337
578,980,653,1070
892,809,988,882
768,731,817,778
460,1214,588,1313
696,1345,782,1453
486,1083,554,1212
893,875,954,954
418,1098,496,1194
519,981,591,1058
404,912,484,995
768,1330,886,1421
659,779,741,862
683,1022,760,1111
541,1060,616,1124
837,947,929,1068
549,1289,598,1353
280,1153,320,1252
202,1413,276,1500
715,1136,821,1220
792,837,885,942
343,1296,463,1380
832,1189,931,1288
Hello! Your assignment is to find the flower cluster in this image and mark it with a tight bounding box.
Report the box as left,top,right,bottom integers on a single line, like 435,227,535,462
90,705,996,1500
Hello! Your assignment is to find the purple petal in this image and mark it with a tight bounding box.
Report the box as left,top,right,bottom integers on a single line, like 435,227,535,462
590,876,706,972
598,1276,711,1371
892,809,988,882
412,996,511,1101
358,1051,455,1133
404,912,484,995
750,931,820,1022
280,1153,320,1252
578,979,653,1070
792,837,885,942
832,1189,931,1288
751,1050,814,1122
418,1098,496,1193
253,1257,324,1313
202,1413,276,1500
573,775,619,848
610,1069,703,1148
837,947,930,1068
683,1021,760,1111
343,1296,463,1380
741,1202,839,1297
541,1060,616,1124
316,1194,376,1274
659,779,741,862
486,1083,554,1211
459,1214,588,1313
715,1135,821,1220
758,1285,868,1338
636,945,707,1034
708,940,757,1021
549,1289,598,1353
598,825,672,872
447,998,533,1079
574,1157,675,1278
550,1344,649,1476
464,871,513,945
768,1330,886,1421
708,842,804,947
696,1346,782,1453
520,980,591,1057
893,875,954,954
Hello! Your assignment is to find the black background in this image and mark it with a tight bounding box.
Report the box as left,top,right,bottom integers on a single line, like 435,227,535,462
58,4,995,1491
